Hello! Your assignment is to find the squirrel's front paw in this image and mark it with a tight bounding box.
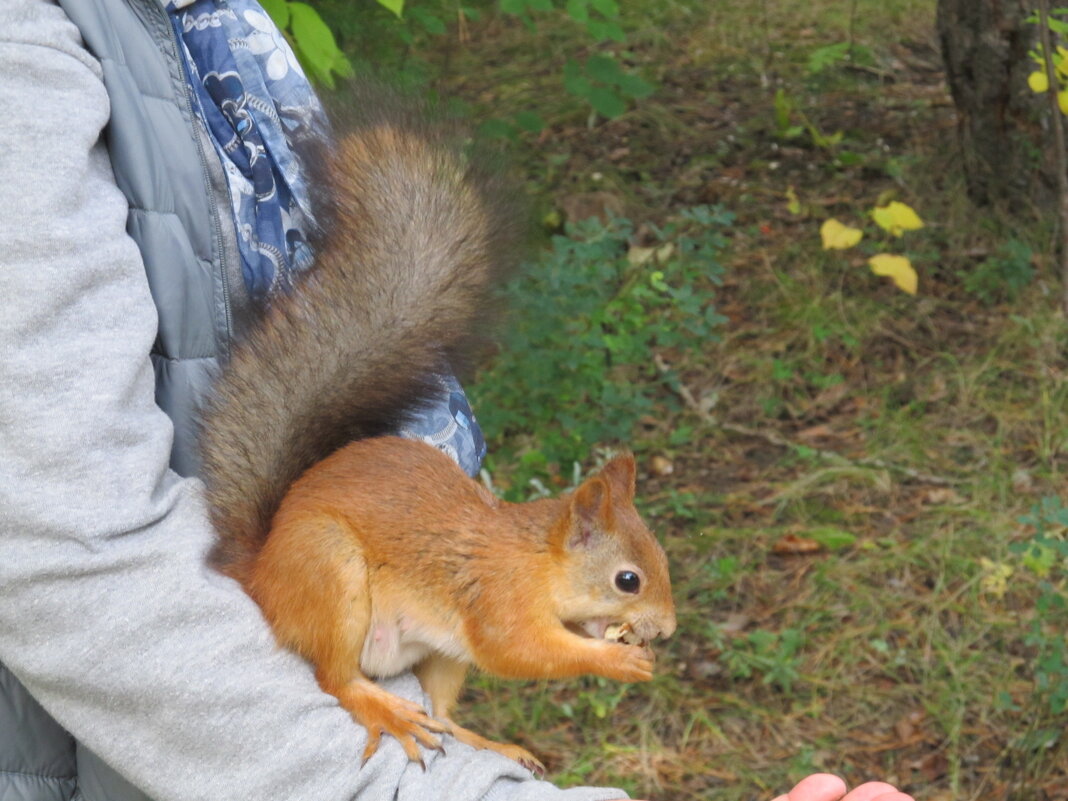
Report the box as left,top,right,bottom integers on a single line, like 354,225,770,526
599,642,654,682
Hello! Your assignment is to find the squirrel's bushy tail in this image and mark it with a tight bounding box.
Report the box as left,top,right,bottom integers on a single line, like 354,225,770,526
200,92,523,581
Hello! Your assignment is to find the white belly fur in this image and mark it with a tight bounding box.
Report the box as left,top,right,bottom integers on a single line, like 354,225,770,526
359,613,469,677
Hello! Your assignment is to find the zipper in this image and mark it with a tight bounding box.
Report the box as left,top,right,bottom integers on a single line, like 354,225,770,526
146,0,236,360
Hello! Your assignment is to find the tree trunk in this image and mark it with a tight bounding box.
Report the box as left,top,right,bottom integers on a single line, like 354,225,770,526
937,0,1049,207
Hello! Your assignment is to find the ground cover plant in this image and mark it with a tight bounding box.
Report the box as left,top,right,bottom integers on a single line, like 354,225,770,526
315,1,1068,798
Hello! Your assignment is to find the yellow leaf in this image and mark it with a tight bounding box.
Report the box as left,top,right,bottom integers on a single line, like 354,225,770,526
785,186,802,215
979,558,1013,599
655,243,675,262
626,245,655,266
1029,70,1050,93
868,254,918,295
820,218,863,250
871,201,924,237
1059,90,1068,116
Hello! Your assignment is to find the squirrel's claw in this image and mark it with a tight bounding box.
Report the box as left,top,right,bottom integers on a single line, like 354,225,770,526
519,756,546,776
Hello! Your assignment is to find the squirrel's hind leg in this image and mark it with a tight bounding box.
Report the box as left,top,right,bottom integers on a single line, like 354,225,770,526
415,653,545,775
250,510,445,764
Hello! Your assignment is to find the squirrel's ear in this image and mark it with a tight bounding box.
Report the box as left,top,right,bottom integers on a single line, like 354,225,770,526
598,451,636,500
563,476,612,550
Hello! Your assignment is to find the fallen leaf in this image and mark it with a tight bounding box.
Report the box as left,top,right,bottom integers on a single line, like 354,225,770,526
806,527,857,550
772,534,823,555
812,382,849,410
923,488,962,505
908,750,947,782
918,374,948,402
871,201,924,237
868,253,918,294
650,455,675,476
719,612,751,633
627,245,656,266
558,191,625,225
785,185,802,215
1012,468,1035,494
894,709,926,742
820,218,863,250
979,557,1013,599
797,424,835,441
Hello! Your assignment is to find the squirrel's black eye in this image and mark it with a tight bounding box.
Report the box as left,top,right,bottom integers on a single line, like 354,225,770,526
615,571,640,594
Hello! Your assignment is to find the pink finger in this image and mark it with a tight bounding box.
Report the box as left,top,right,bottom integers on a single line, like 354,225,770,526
780,773,849,801
842,783,913,801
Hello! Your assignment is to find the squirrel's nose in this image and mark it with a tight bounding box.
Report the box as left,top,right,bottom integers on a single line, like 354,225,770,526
635,610,677,641
658,611,677,639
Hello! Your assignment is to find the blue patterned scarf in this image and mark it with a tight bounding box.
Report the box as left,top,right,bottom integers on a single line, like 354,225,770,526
166,0,322,301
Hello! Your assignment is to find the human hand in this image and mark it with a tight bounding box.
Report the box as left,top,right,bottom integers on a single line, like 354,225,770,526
771,773,914,801
622,771,914,801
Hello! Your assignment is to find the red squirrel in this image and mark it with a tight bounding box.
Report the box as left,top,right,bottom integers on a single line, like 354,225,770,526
198,91,676,773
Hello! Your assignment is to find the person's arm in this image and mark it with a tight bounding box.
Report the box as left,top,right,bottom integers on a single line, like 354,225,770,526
0,4,623,800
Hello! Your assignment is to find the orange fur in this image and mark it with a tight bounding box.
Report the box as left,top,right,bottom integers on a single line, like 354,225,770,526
244,437,675,771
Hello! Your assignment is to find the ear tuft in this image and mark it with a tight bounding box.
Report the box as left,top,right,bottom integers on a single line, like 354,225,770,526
599,452,636,499
568,476,610,550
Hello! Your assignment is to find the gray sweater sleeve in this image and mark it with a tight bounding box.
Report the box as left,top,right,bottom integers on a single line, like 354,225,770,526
0,3,626,800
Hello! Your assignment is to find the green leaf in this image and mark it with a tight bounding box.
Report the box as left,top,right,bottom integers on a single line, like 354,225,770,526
589,0,620,15
289,3,347,86
477,118,518,141
514,110,546,132
563,59,593,97
499,0,528,15
773,88,792,131
806,527,857,550
410,7,445,33
588,86,626,118
586,18,625,42
806,41,849,74
565,0,589,23
259,0,290,28
375,0,405,18
616,72,654,99
585,54,622,84
1022,541,1058,577
331,50,355,80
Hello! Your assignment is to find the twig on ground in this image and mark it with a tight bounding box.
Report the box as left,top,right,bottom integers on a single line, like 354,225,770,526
654,353,959,487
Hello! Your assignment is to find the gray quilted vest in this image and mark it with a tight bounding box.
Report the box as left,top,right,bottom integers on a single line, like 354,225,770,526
62,0,251,479
0,1,247,799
